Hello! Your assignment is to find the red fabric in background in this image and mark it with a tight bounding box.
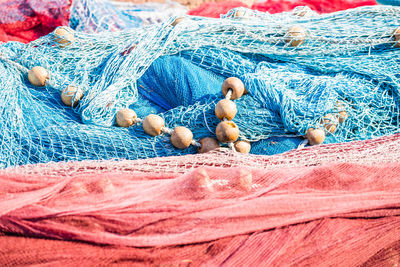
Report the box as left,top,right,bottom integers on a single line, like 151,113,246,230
188,0,249,18
253,0,377,13
0,0,71,43
189,0,377,18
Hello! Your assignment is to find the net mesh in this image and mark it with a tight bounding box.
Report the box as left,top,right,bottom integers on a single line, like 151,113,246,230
69,0,143,32
69,0,188,33
0,0,71,43
377,0,400,5
0,133,399,266
0,6,399,163
4,131,400,176
0,5,399,168
1,3,400,265
189,0,377,18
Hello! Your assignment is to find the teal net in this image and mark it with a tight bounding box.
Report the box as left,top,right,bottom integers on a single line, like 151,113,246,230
69,0,187,33
0,6,399,168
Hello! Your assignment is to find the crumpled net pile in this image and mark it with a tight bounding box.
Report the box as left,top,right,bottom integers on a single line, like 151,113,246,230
1,132,400,266
0,5,399,168
0,0,188,43
1,1,400,266
0,0,378,43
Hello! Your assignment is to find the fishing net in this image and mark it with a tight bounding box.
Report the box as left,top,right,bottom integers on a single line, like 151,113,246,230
0,0,379,44
1,3,400,265
0,5,399,168
188,0,249,18
69,0,142,32
70,0,187,33
377,0,400,5
251,0,378,13
110,1,187,26
0,0,71,43
0,132,399,266
189,0,377,18
0,0,187,43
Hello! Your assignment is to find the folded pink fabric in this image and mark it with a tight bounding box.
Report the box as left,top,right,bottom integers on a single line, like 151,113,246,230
0,0,71,43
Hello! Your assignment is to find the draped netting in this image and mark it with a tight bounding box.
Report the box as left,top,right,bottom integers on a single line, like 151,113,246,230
0,132,400,266
69,0,188,33
0,6,399,168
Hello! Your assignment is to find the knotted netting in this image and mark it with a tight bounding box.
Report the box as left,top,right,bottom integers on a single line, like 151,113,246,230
0,5,399,168
1,132,400,266
377,0,400,5
69,0,187,33
69,0,142,32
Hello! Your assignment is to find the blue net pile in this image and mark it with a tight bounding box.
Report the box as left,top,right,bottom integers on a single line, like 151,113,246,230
69,0,142,32
377,0,400,6
0,5,399,168
69,0,187,33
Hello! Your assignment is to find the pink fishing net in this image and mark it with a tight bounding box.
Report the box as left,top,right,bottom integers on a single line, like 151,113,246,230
0,0,71,43
252,0,377,13
1,133,399,265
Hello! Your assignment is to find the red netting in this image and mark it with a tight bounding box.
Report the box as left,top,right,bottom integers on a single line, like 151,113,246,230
0,0,71,43
188,0,250,18
189,0,377,18
252,0,377,13
1,133,399,265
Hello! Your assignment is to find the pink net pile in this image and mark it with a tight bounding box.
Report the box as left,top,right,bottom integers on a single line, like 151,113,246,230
0,0,71,43
1,133,399,265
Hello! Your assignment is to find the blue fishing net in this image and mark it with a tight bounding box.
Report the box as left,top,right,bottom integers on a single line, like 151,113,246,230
69,0,187,33
70,0,142,32
377,0,400,5
0,5,399,168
